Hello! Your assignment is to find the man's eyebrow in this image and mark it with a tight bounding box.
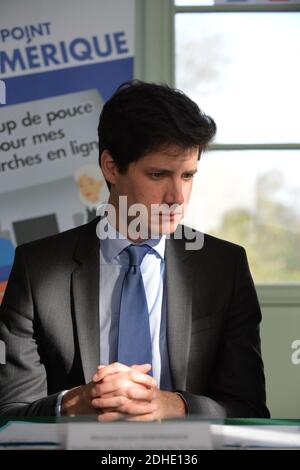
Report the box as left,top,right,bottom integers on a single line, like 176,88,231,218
146,167,198,174
146,167,173,173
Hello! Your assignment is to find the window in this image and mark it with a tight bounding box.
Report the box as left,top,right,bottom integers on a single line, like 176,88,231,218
175,2,300,282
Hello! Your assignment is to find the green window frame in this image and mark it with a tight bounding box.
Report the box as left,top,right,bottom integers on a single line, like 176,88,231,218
134,0,300,306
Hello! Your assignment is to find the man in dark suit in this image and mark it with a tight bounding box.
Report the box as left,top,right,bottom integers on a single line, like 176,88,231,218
0,81,269,420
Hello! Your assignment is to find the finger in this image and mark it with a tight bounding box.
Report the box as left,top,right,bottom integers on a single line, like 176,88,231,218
92,362,132,383
91,382,146,400
101,370,157,388
91,386,156,408
94,397,157,416
131,364,152,373
97,411,126,422
91,377,148,398
93,362,153,383
124,386,157,401
91,378,134,397
93,373,156,397
92,395,130,409
91,365,106,381
122,401,157,416
126,413,157,422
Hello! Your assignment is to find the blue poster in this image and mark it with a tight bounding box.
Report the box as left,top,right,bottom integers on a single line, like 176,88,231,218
0,0,134,303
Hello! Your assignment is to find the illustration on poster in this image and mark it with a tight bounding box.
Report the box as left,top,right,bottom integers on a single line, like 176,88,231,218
73,164,105,226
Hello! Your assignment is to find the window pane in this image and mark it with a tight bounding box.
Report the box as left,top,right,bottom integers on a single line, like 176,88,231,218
183,150,300,282
176,12,300,143
176,1,300,4
175,1,214,5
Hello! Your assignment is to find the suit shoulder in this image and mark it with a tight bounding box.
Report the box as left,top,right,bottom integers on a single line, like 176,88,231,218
203,232,246,255
178,224,244,253
176,225,246,262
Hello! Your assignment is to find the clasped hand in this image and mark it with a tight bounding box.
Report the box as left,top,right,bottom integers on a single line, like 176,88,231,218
91,362,158,422
62,362,186,421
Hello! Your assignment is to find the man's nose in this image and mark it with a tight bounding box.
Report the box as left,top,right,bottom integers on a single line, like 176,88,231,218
164,181,185,206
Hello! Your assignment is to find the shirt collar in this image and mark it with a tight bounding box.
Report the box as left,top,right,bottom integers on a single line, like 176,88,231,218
99,214,166,263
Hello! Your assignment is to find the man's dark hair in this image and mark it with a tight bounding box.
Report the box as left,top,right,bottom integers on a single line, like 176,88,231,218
98,80,216,188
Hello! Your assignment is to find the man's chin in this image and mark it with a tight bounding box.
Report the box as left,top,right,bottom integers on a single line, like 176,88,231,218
150,219,181,237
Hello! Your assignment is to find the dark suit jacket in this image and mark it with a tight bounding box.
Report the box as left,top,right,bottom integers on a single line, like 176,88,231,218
0,219,269,418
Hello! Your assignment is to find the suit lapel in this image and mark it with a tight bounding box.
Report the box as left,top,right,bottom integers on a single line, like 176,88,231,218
165,237,193,390
71,220,100,384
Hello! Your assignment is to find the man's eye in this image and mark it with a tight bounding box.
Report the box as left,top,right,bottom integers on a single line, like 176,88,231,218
150,173,163,179
183,173,194,180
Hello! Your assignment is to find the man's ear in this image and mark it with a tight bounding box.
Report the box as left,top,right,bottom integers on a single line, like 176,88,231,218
100,150,119,186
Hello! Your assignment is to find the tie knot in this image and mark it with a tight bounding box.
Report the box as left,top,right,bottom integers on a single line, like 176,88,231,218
126,244,151,267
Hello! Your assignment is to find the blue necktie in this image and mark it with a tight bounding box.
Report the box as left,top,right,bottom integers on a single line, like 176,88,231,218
117,244,152,372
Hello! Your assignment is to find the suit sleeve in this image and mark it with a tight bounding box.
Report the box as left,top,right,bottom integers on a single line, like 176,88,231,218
0,246,60,417
178,247,270,419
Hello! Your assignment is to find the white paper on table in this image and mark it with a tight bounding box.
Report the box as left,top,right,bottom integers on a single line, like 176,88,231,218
211,424,300,449
66,421,213,450
0,421,61,448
